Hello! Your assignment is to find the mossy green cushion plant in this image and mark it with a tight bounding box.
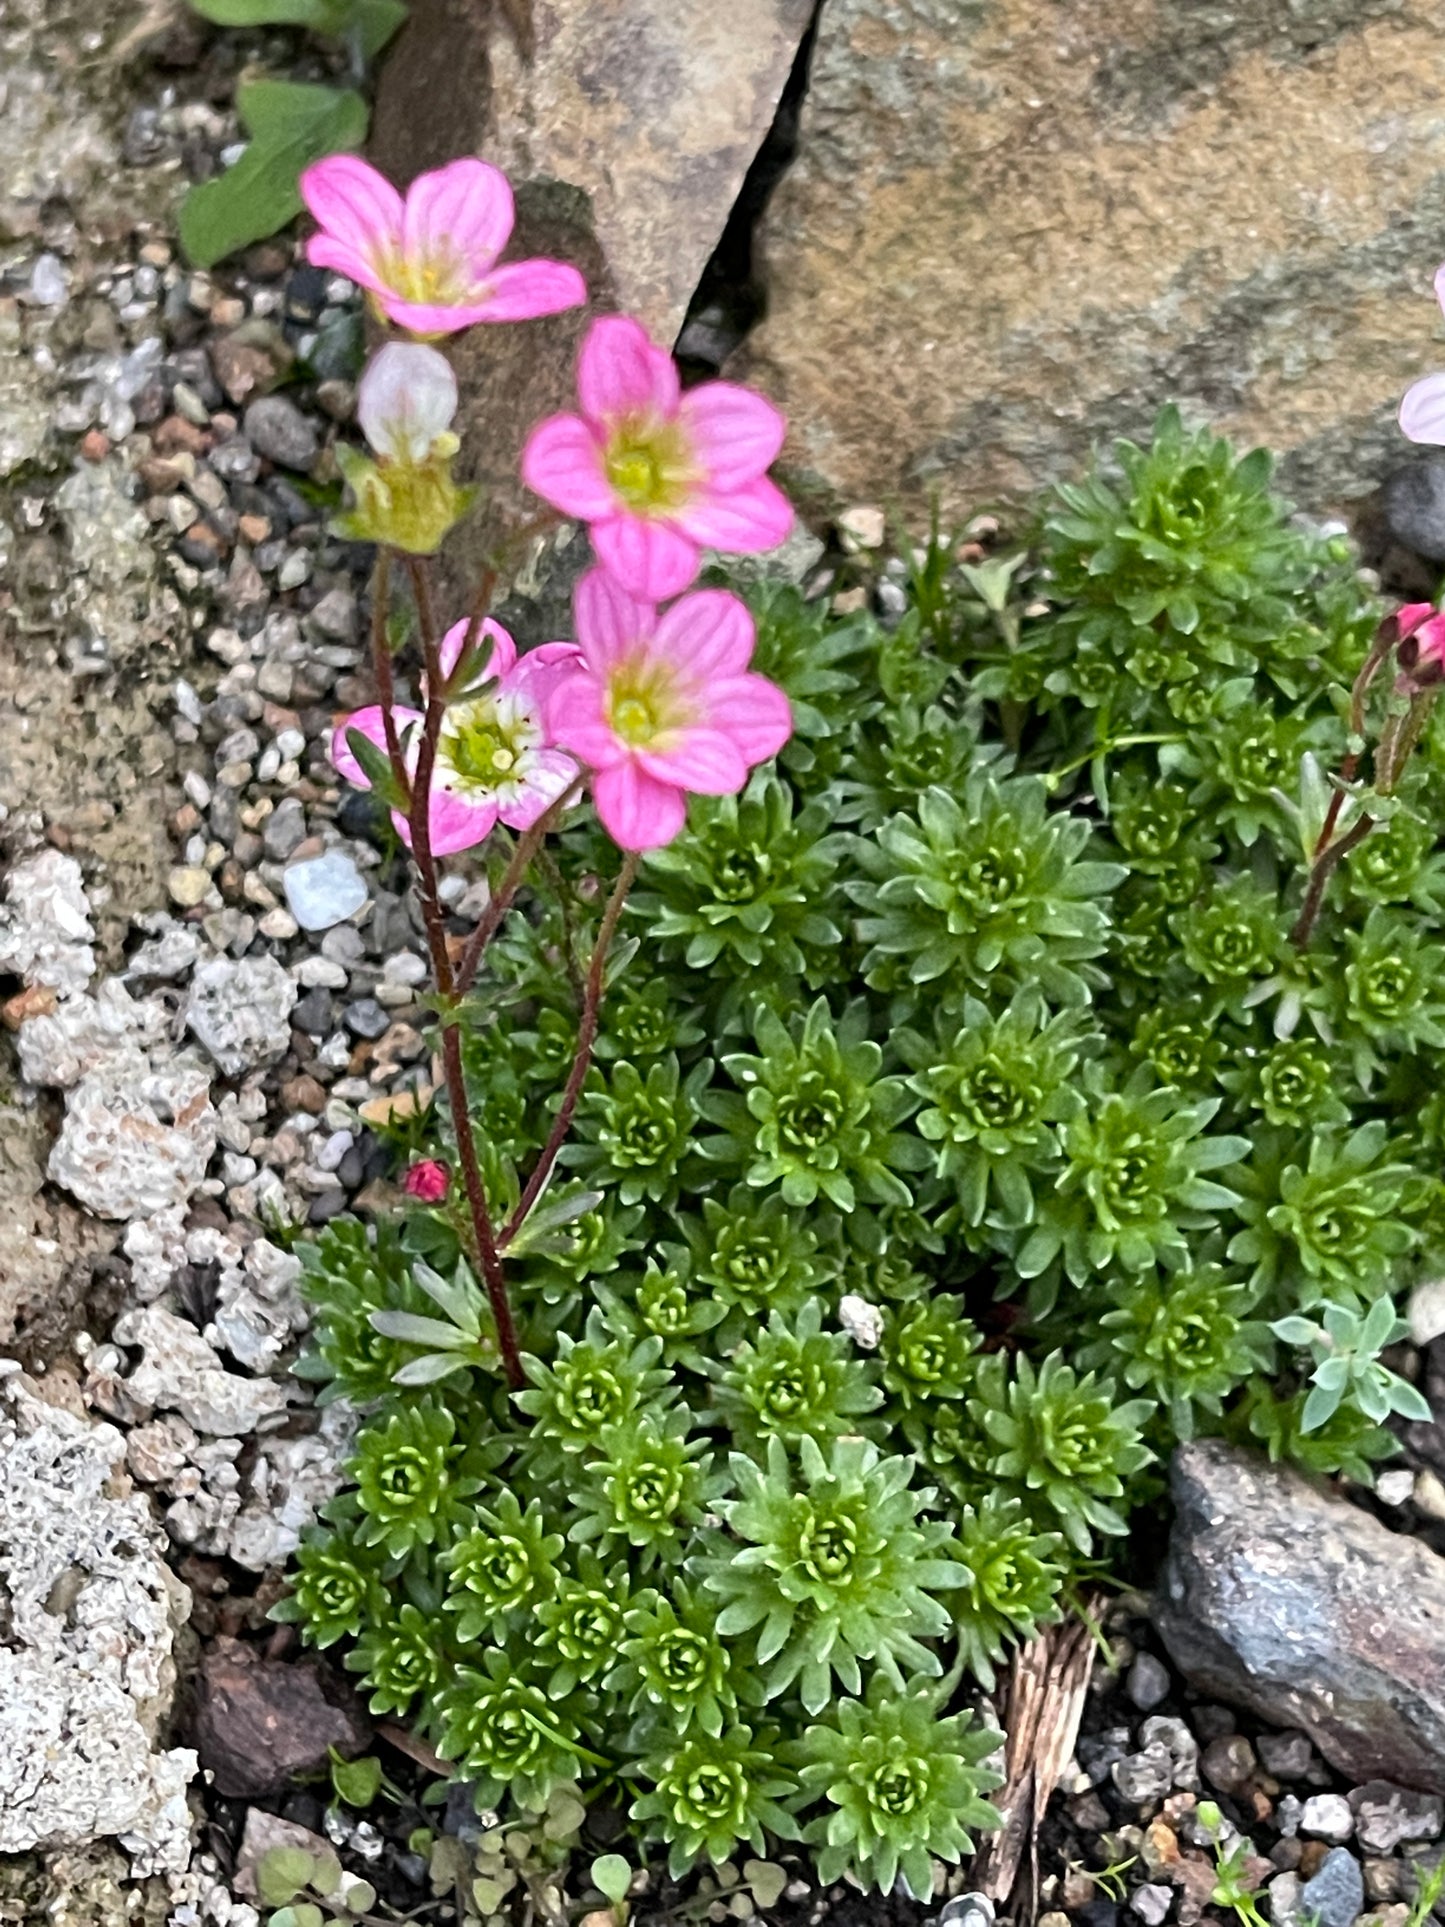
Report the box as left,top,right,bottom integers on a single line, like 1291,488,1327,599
283,408,1445,1894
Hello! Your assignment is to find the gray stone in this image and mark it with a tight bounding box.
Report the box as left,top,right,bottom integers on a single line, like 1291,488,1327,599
284,850,369,931
262,795,308,861
110,1305,290,1437
1302,1795,1356,1844
1140,1715,1199,1791
49,1050,216,1221
1408,1280,1445,1349
1348,1782,1443,1855
0,848,95,996
1383,463,1445,562
1154,1441,1445,1788
1268,1872,1303,1927
243,394,319,472
1129,1884,1173,1927
1257,1730,1318,1781
186,953,297,1075
344,997,390,1040
0,1378,196,1871
1299,1849,1364,1927
1127,1652,1172,1711
735,0,1445,526
1112,1744,1174,1807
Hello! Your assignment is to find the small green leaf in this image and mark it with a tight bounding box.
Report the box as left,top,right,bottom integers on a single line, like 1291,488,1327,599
591,1855,632,1908
257,1846,319,1907
330,1749,383,1807
342,1877,377,1915
343,724,409,810
187,0,406,59
179,80,368,268
270,1907,325,1927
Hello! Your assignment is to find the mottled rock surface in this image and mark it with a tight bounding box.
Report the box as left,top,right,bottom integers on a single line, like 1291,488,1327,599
738,0,1445,522
0,1376,195,1871
1154,1440,1445,1789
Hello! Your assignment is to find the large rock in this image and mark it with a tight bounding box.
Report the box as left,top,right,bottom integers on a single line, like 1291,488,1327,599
0,1376,196,1871
1154,1440,1445,1789
737,0,1445,521
368,0,813,578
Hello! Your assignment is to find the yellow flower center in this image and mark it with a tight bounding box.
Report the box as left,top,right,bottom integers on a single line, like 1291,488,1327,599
379,242,474,308
606,657,690,751
603,415,697,516
439,698,536,793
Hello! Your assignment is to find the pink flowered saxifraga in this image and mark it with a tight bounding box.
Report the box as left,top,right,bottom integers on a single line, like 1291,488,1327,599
521,315,793,601
300,154,586,337
332,620,582,856
544,568,792,851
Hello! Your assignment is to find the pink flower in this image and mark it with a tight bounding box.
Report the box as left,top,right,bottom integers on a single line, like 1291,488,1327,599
332,620,582,855
521,315,793,601
1395,600,1445,677
545,568,792,850
300,154,586,337
1399,265,1445,443
403,1159,450,1204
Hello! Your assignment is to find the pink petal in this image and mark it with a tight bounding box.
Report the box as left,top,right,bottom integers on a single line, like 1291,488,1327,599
637,727,748,794
1435,263,1445,319
1401,371,1445,444
573,566,655,670
1396,602,1437,637
549,675,625,769
652,589,755,681
300,155,402,261
471,259,587,321
520,414,616,520
305,236,388,297
679,382,786,488
1417,614,1445,666
592,513,699,601
704,675,793,765
438,617,515,685
331,705,421,787
401,158,513,277
577,315,680,424
427,788,500,857
371,292,507,336
672,475,794,552
506,641,585,709
499,748,580,829
592,760,688,851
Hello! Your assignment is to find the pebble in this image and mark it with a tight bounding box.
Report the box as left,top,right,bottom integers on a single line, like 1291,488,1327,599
1127,1653,1171,1712
1128,1885,1172,1926
168,864,212,908
1202,1733,1256,1795
1301,1795,1356,1844
343,998,389,1041
262,797,308,860
294,956,349,990
1113,1746,1174,1806
1348,1781,1443,1854
243,395,319,471
1299,1848,1364,1927
1257,1731,1317,1781
1383,461,1445,562
283,851,369,931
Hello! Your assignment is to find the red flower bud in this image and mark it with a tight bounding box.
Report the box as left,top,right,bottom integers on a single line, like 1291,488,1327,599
403,1159,450,1204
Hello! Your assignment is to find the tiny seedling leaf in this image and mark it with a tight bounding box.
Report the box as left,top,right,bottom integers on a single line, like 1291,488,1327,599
330,1749,384,1808
591,1856,632,1909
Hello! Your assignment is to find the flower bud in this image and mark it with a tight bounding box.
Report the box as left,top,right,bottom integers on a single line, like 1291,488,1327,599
403,1159,450,1204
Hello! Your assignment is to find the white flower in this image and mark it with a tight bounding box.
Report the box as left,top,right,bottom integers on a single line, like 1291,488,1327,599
357,342,458,465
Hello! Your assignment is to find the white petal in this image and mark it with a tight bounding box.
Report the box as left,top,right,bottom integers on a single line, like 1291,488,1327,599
358,342,458,464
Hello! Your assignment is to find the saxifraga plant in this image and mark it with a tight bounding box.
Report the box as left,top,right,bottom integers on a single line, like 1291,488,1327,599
283,399,1445,1897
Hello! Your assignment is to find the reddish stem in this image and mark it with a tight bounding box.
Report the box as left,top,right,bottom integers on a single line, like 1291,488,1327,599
453,781,583,1000
393,553,519,1386
501,851,639,1249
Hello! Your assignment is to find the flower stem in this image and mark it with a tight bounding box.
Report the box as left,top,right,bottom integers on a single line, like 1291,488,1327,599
501,850,640,1249
393,552,520,1386
452,779,584,1000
